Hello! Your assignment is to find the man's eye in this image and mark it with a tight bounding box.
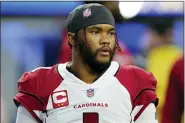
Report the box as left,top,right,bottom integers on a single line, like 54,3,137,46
109,32,115,36
91,31,99,35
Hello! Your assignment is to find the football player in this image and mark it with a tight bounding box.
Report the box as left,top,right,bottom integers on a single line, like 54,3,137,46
14,3,158,123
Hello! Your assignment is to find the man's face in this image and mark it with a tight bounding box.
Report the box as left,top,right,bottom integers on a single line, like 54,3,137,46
76,24,116,73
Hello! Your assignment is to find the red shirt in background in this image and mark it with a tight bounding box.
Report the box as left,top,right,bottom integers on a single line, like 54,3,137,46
161,56,184,123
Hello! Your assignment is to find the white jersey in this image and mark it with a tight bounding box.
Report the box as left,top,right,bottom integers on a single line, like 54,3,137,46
14,61,158,123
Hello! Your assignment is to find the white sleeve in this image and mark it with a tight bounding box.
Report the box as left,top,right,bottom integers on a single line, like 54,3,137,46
15,105,38,123
131,103,158,123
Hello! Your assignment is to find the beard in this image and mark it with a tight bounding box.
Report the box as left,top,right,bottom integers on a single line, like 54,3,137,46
76,40,116,74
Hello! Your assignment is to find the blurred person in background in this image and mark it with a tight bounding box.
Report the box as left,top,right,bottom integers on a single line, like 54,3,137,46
145,19,182,122
14,3,158,123
161,56,184,123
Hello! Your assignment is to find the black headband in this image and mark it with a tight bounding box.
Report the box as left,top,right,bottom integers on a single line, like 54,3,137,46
67,3,115,33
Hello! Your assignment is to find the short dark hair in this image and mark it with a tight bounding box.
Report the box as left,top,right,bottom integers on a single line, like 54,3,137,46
148,19,173,35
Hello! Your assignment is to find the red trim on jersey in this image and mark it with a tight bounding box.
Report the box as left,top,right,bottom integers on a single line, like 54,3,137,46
14,65,64,122
42,65,64,111
115,65,135,107
133,88,157,106
115,64,158,121
132,88,158,121
14,92,44,110
14,94,43,123
133,103,149,121
19,90,45,105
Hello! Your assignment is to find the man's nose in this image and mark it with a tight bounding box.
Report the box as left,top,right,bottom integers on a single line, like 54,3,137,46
100,33,110,45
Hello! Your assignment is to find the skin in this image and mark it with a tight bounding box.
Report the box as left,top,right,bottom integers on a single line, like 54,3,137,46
67,24,116,84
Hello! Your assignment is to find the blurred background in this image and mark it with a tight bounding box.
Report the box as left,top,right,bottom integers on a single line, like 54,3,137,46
1,1,184,123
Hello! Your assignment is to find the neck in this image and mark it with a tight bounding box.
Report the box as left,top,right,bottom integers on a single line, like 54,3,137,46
68,52,100,84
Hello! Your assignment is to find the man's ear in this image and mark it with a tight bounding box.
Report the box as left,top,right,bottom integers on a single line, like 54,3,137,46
67,32,76,47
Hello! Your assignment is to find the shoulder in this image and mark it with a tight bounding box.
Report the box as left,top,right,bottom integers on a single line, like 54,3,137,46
18,67,50,84
19,66,57,82
115,64,158,107
170,56,184,85
131,65,157,85
116,64,157,86
14,64,65,122
172,56,184,73
17,64,63,98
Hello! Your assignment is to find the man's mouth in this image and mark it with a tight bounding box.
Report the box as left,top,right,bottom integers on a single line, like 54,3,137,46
98,47,111,56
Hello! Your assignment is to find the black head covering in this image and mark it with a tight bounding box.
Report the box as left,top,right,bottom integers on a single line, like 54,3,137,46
66,3,115,33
